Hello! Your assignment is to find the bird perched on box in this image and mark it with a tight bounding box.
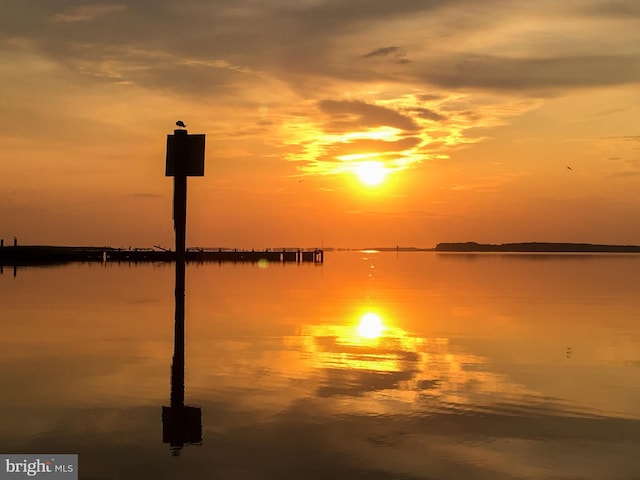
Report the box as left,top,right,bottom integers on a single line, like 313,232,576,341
176,120,186,128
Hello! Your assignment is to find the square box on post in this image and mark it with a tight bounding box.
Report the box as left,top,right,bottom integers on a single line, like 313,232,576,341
166,130,206,177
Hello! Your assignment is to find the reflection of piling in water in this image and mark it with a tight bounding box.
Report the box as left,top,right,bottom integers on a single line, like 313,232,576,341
162,406,202,455
162,267,202,452
300,249,324,263
161,257,202,453
162,288,202,454
171,241,185,410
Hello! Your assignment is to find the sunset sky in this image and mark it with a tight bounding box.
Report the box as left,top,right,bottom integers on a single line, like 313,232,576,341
1,0,640,248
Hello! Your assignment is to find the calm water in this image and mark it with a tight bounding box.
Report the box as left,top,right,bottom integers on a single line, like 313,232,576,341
1,252,639,479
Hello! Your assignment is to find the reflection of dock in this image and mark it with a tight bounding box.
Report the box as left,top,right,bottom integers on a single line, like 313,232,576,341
0,245,324,266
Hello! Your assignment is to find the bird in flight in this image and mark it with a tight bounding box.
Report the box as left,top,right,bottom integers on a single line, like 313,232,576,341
566,166,572,171
176,120,186,128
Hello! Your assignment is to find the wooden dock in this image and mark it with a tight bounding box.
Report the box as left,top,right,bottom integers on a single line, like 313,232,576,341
0,246,324,266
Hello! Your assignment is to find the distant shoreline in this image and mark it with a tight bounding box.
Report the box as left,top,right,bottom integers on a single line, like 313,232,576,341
432,242,640,253
350,242,640,253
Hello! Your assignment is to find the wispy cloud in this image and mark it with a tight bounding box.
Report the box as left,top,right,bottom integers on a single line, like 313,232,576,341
318,100,419,132
51,3,127,23
421,54,640,92
362,46,410,64
608,170,640,178
449,173,530,193
407,107,446,122
346,209,454,219
602,135,640,142
363,46,400,58
127,192,161,198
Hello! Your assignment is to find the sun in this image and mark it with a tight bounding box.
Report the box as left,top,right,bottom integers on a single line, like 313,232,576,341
352,161,388,186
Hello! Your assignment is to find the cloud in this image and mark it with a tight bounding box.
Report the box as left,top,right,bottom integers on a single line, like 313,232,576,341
347,210,454,219
362,46,410,66
127,192,161,198
285,97,432,176
283,92,539,178
422,54,640,91
318,99,420,132
449,173,530,193
50,3,127,23
608,170,640,178
409,107,446,121
581,0,640,18
7,0,640,100
589,108,626,118
602,135,640,142
326,137,422,157
363,46,400,58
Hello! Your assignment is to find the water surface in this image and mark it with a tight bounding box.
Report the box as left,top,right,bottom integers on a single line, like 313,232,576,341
1,252,639,479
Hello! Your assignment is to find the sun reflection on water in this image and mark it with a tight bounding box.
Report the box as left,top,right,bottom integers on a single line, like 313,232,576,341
286,308,537,416
356,312,385,339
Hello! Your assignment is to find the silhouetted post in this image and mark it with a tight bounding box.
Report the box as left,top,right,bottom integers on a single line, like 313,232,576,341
163,126,205,455
165,127,204,402
166,128,205,258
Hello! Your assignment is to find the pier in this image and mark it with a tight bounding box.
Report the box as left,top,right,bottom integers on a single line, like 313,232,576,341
0,246,324,266
0,127,330,271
